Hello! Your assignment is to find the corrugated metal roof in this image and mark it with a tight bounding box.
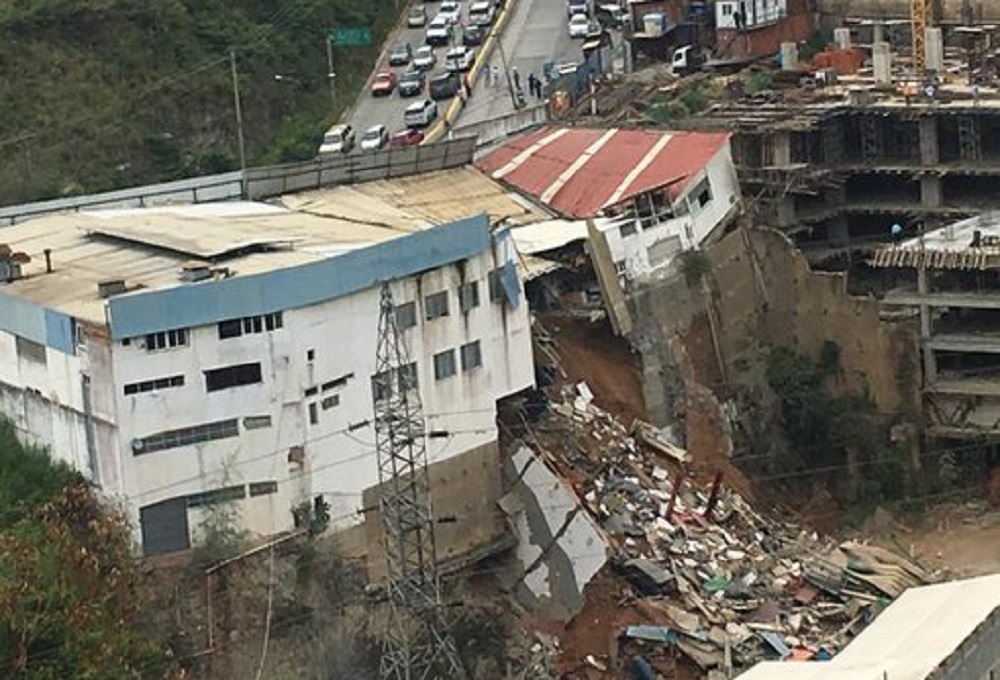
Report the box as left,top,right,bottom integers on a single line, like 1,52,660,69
476,126,731,218
0,168,544,325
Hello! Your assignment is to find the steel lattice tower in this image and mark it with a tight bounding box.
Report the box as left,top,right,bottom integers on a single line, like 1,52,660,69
373,283,467,680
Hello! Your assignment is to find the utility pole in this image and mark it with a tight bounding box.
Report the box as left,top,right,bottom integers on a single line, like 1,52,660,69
373,283,467,680
494,32,519,108
229,48,247,178
325,36,337,112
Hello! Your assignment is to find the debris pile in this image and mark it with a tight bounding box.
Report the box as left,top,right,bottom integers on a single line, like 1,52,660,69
531,382,933,677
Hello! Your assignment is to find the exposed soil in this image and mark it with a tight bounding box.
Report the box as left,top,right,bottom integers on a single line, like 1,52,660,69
540,314,647,423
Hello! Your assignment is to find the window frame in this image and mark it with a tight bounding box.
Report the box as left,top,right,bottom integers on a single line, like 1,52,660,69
204,362,263,393
424,291,450,320
433,349,457,381
460,340,482,372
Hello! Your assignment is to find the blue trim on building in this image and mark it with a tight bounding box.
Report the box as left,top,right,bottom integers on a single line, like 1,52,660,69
0,293,76,354
108,213,492,340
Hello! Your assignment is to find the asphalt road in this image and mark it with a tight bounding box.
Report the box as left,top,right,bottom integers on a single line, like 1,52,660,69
459,0,582,127
345,9,451,144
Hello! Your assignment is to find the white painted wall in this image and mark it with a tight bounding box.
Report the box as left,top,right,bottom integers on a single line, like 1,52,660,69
110,242,533,547
598,142,741,281
716,0,787,29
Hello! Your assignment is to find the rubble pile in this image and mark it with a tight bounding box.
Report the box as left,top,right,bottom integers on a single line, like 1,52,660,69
536,383,933,677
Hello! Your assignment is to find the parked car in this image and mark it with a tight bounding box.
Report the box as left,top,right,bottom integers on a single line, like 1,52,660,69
444,45,476,72
462,24,485,46
429,70,461,100
318,123,354,154
360,124,389,151
425,16,453,45
398,69,426,97
413,45,437,71
388,41,412,66
437,1,462,23
404,98,438,128
407,4,427,27
370,70,397,96
567,0,587,17
568,13,589,38
390,128,425,148
469,0,495,25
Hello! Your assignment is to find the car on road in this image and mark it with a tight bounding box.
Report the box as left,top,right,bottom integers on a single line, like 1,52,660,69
429,70,461,100
425,16,453,45
407,4,427,27
390,128,425,148
404,98,438,128
469,1,495,25
444,45,476,72
437,1,462,24
388,42,412,66
398,69,426,97
568,13,589,38
567,0,588,17
370,70,397,96
413,45,437,71
462,24,485,46
360,124,389,151
595,3,628,28
318,123,355,154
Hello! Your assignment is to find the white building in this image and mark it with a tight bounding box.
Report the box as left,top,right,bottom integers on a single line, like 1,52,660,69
716,0,788,30
0,169,538,556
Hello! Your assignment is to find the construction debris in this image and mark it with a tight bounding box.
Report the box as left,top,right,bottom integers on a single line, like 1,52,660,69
519,384,934,676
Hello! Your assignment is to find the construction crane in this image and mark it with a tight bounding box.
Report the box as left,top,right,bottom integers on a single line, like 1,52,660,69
912,0,930,74
373,282,468,680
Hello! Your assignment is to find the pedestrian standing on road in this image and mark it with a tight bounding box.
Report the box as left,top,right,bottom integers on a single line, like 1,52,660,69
512,67,520,91
526,74,535,99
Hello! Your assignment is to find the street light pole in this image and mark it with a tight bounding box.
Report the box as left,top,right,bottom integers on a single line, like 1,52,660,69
325,36,337,112
494,31,518,108
229,48,247,177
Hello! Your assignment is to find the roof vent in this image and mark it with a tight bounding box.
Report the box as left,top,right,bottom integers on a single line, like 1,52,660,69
0,244,31,283
180,261,213,283
97,279,127,298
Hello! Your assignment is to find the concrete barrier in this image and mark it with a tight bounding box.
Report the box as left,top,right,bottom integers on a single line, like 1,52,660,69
423,0,520,144
454,104,549,150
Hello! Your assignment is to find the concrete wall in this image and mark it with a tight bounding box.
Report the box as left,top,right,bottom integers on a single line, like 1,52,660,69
717,11,815,60
939,607,1000,680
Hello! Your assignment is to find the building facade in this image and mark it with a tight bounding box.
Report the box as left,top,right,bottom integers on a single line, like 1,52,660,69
0,201,534,556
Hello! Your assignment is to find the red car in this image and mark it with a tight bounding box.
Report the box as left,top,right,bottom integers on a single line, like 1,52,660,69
371,70,397,96
390,128,425,148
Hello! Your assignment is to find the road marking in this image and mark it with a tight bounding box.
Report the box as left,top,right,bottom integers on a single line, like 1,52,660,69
492,127,569,179
604,132,673,206
539,128,618,204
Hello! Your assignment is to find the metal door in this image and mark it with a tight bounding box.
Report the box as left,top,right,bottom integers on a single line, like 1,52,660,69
139,497,190,556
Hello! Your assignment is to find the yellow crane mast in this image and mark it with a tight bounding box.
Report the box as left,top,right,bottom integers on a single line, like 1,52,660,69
912,0,930,74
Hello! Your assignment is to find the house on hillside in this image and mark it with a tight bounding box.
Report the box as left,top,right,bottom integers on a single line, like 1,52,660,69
0,168,541,558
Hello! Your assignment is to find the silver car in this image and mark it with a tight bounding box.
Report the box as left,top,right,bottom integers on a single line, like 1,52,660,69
413,45,437,71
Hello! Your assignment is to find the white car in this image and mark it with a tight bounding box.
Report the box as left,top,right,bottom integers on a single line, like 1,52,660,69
404,98,438,128
568,13,589,38
318,123,355,154
469,1,495,25
438,1,462,24
413,45,437,71
425,15,452,45
360,124,388,151
444,45,476,72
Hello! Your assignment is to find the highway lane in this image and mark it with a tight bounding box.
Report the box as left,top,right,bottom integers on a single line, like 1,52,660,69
459,0,582,127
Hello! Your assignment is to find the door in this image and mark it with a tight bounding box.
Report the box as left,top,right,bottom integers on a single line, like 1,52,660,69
140,497,190,556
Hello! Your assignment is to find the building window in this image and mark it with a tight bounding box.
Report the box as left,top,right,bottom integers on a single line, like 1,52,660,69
434,349,456,380
322,373,354,391
460,341,482,371
372,370,392,402
308,402,319,425
249,481,278,497
124,374,185,396
488,269,504,302
425,291,450,320
307,349,315,361
242,415,272,430
620,222,637,238
399,362,418,392
15,336,47,365
205,362,263,392
373,364,418,401
145,328,188,352
187,484,246,509
690,178,713,210
458,281,480,313
218,313,283,339
132,418,239,455
395,302,418,329
321,394,340,410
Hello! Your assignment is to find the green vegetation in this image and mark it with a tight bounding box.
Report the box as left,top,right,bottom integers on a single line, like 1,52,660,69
0,0,399,206
0,420,177,678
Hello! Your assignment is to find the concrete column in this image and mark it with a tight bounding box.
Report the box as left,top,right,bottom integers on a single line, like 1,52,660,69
834,27,851,49
919,117,939,165
921,175,942,208
873,41,892,84
776,196,796,227
873,23,885,45
917,268,938,385
828,216,849,247
771,132,792,167
781,42,799,71
925,27,944,73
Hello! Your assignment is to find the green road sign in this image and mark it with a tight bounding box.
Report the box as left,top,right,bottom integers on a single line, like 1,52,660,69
331,27,371,46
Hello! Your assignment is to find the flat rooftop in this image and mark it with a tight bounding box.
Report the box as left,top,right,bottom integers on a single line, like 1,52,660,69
736,573,1000,680
0,167,546,326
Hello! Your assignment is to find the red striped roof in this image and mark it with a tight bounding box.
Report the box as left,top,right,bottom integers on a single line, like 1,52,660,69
476,126,731,219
